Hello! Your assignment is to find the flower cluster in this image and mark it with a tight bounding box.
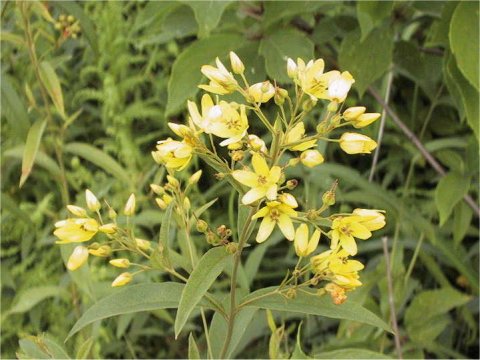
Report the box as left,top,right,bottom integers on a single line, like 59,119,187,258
54,14,81,39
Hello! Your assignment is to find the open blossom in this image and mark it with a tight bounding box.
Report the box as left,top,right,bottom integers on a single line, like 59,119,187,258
199,57,238,95
284,122,317,151
54,218,99,244
330,216,372,255
326,71,354,103
339,132,377,154
247,81,275,103
152,138,193,171
252,196,298,243
232,153,282,205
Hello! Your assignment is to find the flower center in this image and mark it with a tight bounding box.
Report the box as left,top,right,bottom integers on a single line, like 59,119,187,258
269,209,280,221
257,175,268,185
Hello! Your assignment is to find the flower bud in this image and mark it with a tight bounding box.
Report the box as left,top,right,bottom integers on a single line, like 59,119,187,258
135,238,151,251
286,179,298,190
196,219,208,233
99,223,117,234
247,81,275,103
124,193,136,216
67,205,87,217
89,245,111,257
339,133,377,154
351,113,381,128
112,272,132,287
85,189,100,212
225,242,238,254
302,97,317,112
316,121,328,135
67,246,89,271
322,190,336,206
109,258,130,268
343,106,366,121
150,184,165,195
188,170,202,186
288,158,300,167
231,150,244,162
300,150,324,168
247,135,266,152
278,193,298,208
227,141,243,150
67,15,75,23
155,197,168,210
285,288,297,299
287,58,297,79
327,101,338,113
229,51,245,74
205,230,220,245
183,197,191,211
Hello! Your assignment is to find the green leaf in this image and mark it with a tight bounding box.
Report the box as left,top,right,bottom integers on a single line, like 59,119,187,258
67,282,214,340
64,142,131,185
241,287,392,333
19,119,47,188
259,29,314,84
434,171,470,226
405,287,471,344
166,33,244,116
290,323,311,359
356,1,393,41
182,0,233,38
175,247,231,338
159,202,174,262
453,201,473,246
75,337,94,359
314,349,392,359
339,26,393,96
1,75,30,140
188,333,201,359
18,335,71,359
262,2,326,29
449,2,479,90
6,286,62,316
38,61,65,117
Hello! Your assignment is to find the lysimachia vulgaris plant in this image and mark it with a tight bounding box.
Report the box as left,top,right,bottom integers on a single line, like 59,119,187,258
54,52,387,357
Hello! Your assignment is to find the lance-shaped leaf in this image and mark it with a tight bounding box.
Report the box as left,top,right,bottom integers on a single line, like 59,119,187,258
19,119,47,188
39,61,64,117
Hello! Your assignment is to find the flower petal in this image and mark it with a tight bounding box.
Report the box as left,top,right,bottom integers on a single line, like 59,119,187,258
232,170,258,188
265,184,278,200
341,234,357,255
252,153,269,176
256,217,275,243
278,214,295,240
242,187,266,205
350,223,372,240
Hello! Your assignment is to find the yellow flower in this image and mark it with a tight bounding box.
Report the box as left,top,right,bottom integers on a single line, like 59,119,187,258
352,208,386,231
187,94,219,133
247,81,275,103
67,246,89,271
152,138,193,170
252,197,298,243
199,57,238,95
188,170,202,186
339,132,377,154
109,258,130,268
351,113,381,128
330,216,372,255
54,218,99,244
342,106,366,121
300,149,324,168
85,189,100,212
284,122,317,151
112,272,133,287
88,245,111,257
99,223,117,234
294,224,320,257
232,153,282,205
229,51,245,74
326,71,354,103
247,134,267,153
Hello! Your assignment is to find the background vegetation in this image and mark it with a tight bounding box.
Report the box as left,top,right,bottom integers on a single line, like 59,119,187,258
1,1,478,359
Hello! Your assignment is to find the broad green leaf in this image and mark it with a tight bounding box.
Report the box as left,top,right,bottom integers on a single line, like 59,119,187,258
434,171,470,226
1,76,30,140
241,287,392,333
449,2,479,90
339,26,394,96
6,286,62,316
453,201,473,245
188,333,201,359
262,2,326,28
55,1,99,55
314,349,392,359
19,119,47,188
67,282,213,340
259,29,314,84
166,33,244,116
64,142,131,185
175,247,231,338
18,335,71,359
356,1,393,40
405,287,471,344
39,61,65,117
183,0,232,38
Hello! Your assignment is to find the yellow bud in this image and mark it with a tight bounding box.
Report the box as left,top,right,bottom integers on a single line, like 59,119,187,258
124,193,136,216
227,141,243,150
287,58,297,79
225,242,238,254
67,246,89,271
109,258,130,268
112,272,133,287
135,238,151,251
166,175,180,188
229,51,245,74
54,22,62,30
302,97,317,112
247,81,275,103
188,170,202,186
343,106,366,121
67,205,87,217
59,14,66,21
85,189,101,212
150,184,165,195
288,158,300,167
339,133,377,154
231,150,244,162
196,219,208,233
99,223,117,234
88,245,111,257
108,207,117,220
352,113,381,128
183,197,191,211
247,135,266,153
278,193,298,208
286,179,298,190
327,101,338,113
322,190,336,206
155,197,168,210
300,150,324,167
67,15,75,23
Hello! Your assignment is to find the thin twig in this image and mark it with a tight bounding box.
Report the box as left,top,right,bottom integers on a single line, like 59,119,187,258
368,87,480,217
369,70,394,182
382,237,403,359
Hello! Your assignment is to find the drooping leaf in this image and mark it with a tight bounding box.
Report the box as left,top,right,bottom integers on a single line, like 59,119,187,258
259,29,314,84
434,171,470,226
6,286,63,316
175,247,231,338
356,1,393,40
38,61,65,117
64,142,131,185
19,119,47,188
339,26,394,96
453,201,473,246
188,333,201,359
166,33,244,116
183,0,233,38
241,287,392,333
449,1,479,90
